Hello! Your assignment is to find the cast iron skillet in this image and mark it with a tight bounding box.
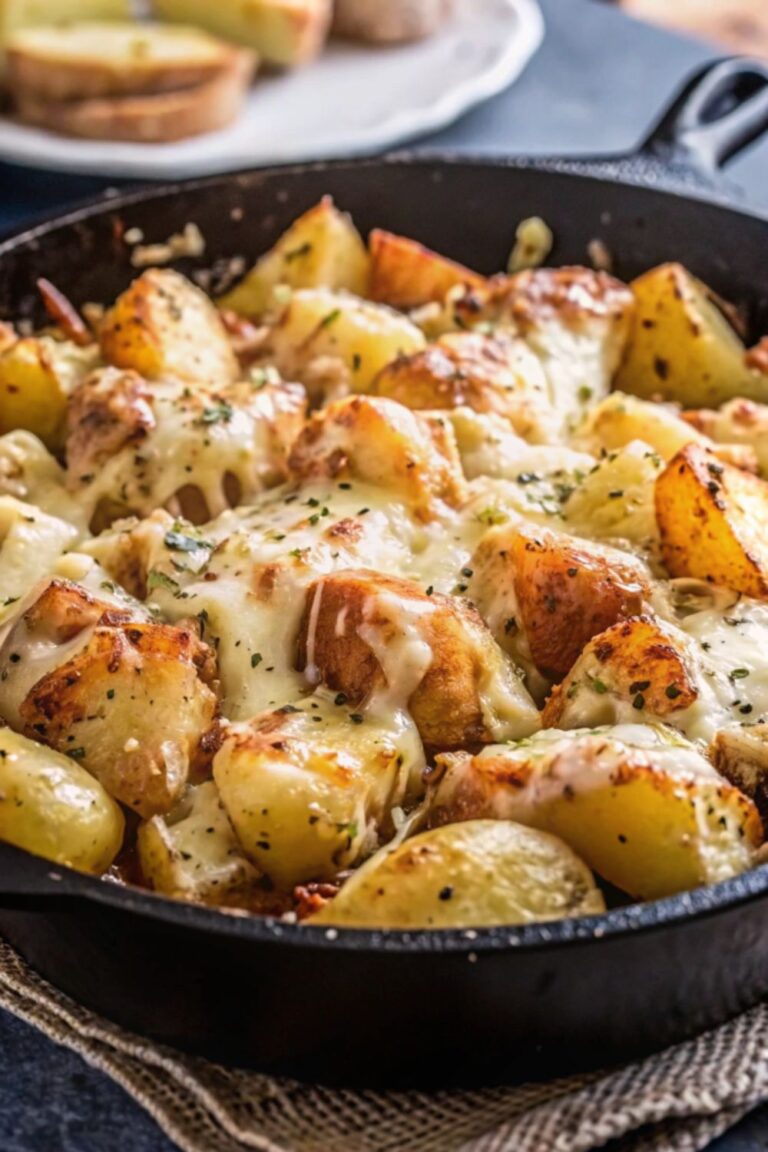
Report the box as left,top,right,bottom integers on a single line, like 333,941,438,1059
0,58,767,1088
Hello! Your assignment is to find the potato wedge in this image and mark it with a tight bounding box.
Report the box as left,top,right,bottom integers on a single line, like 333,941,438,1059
287,394,467,517
0,335,100,450
541,615,698,730
576,390,756,469
311,820,606,929
656,443,768,598
685,399,768,478
213,701,423,890
0,579,218,818
266,287,425,396
373,331,556,442
428,725,762,900
615,263,766,407
137,781,260,906
0,727,123,874
153,0,332,67
368,229,484,310
296,568,540,748
100,269,239,384
219,198,369,317
469,523,650,683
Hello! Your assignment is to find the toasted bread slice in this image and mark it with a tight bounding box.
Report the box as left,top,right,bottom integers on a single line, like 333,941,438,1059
7,22,243,100
14,48,256,142
151,0,332,68
332,0,452,42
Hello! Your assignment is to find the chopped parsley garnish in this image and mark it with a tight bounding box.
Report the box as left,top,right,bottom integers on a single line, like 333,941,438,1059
201,402,234,425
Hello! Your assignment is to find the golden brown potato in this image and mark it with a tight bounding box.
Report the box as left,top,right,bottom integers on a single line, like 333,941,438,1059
0,727,124,875
0,335,100,450
685,399,768,478
311,820,606,929
0,578,219,818
373,331,556,441
213,702,422,890
265,287,425,395
470,522,650,683
541,615,699,730
614,263,766,407
100,268,239,384
368,229,484,310
427,725,762,900
137,780,260,906
656,443,768,598
287,394,467,518
296,568,540,748
219,197,370,318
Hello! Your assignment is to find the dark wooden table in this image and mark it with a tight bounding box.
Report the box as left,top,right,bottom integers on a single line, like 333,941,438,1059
1,1,767,1148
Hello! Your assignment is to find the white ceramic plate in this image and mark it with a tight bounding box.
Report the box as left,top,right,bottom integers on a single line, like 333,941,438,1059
0,0,543,179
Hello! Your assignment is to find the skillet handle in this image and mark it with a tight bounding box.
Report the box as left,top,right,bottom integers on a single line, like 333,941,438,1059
640,57,768,175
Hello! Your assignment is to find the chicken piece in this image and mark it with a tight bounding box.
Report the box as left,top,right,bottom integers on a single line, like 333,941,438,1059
287,394,467,519
469,523,651,684
373,331,555,442
296,568,540,748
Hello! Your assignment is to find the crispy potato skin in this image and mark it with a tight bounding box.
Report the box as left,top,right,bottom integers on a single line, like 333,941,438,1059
0,336,99,451
542,615,698,728
472,523,650,683
368,229,484,310
296,568,537,748
287,394,467,517
0,580,220,818
311,820,605,929
373,331,552,439
615,263,765,407
100,268,239,383
656,443,768,598
219,197,370,317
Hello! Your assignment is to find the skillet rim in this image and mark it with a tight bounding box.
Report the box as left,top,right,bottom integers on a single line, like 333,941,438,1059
1,152,768,954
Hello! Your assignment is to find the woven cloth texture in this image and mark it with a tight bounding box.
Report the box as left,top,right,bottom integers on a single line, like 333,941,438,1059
1,938,767,1152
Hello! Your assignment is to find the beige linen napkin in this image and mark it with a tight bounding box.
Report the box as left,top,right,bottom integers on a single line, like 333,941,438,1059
1,937,767,1152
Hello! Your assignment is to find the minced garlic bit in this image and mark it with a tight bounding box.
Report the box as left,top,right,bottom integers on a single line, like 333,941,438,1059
129,223,206,269
507,216,554,273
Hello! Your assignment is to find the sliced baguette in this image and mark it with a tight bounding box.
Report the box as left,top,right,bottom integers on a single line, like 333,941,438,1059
7,22,243,100
14,48,256,142
151,0,332,68
332,0,453,43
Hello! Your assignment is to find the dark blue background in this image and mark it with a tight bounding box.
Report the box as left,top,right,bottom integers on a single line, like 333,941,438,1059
1,1,768,1148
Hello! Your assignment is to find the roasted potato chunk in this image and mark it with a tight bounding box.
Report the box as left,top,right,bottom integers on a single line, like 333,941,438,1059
296,569,540,748
0,335,99,450
576,390,756,471
0,727,123,874
656,443,768,598
470,523,650,683
287,394,467,517
685,399,768,478
615,263,765,407
368,229,484,310
0,496,78,610
266,287,425,395
373,331,557,442
562,440,664,548
541,615,698,730
219,197,369,317
100,268,239,384
0,579,218,818
213,701,422,890
137,781,260,906
711,724,768,822
311,821,606,929
428,726,762,900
